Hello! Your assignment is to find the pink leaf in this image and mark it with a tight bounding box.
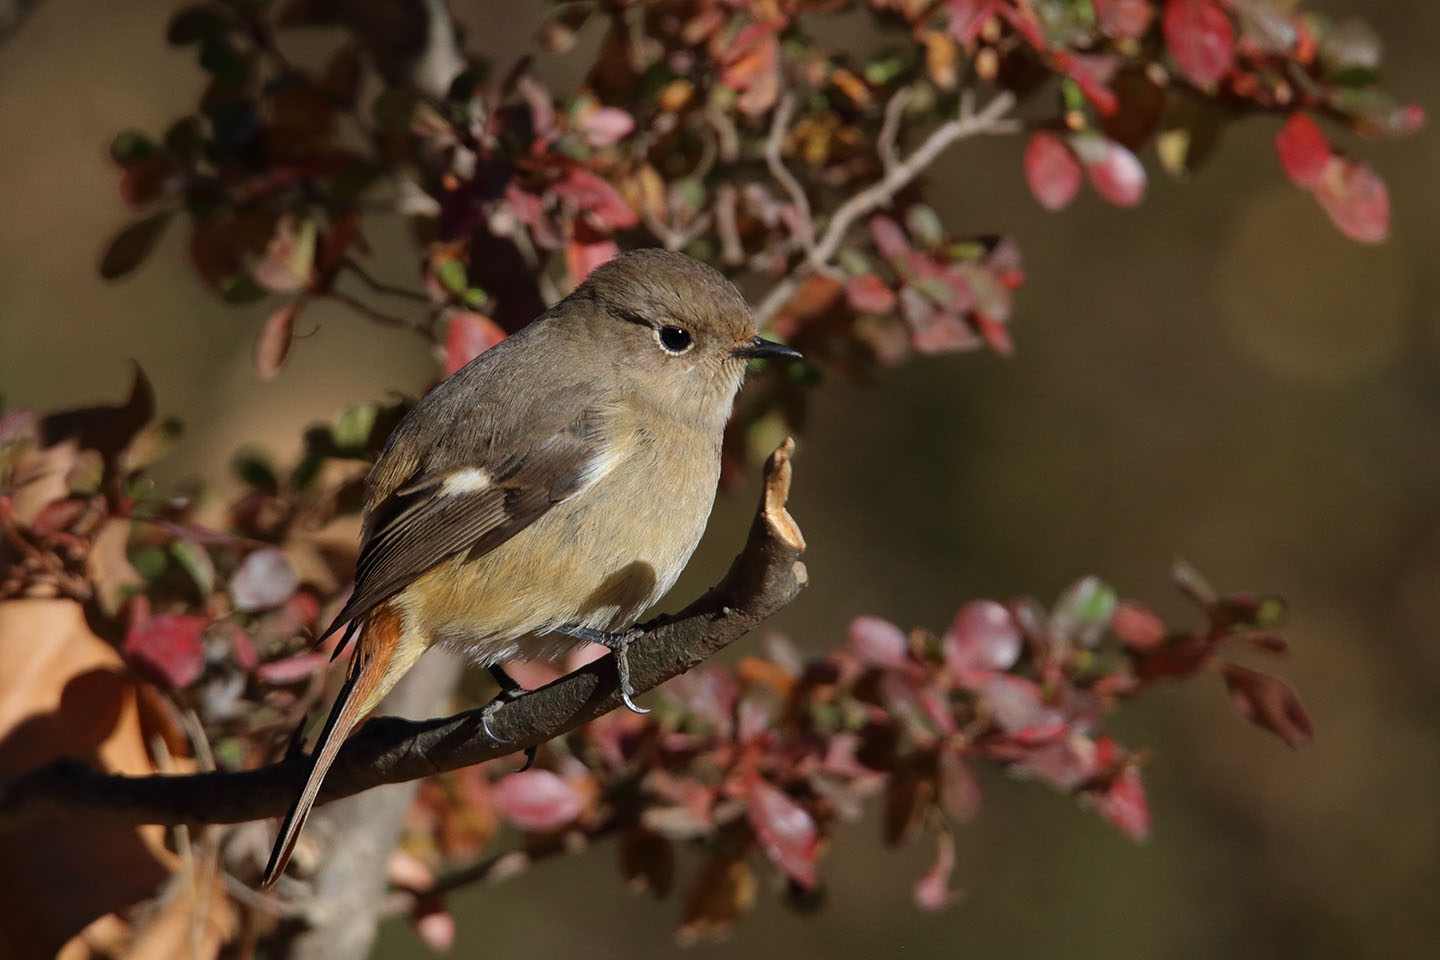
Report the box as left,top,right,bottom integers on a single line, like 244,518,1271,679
848,615,910,670
980,675,1064,739
410,895,455,953
443,312,507,375
552,169,637,231
230,548,299,612
938,744,981,823
1163,0,1235,88
1075,136,1148,207
576,105,635,148
124,613,207,691
943,600,1022,678
492,769,586,832
1094,0,1155,39
1095,766,1150,842
845,274,897,314
1274,114,1331,188
743,772,819,888
254,299,302,379
913,831,960,911
1024,133,1083,211
1311,157,1390,244
254,651,327,685
868,215,911,260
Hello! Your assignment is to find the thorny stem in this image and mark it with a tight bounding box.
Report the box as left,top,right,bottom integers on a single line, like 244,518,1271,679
324,289,439,343
753,89,1020,327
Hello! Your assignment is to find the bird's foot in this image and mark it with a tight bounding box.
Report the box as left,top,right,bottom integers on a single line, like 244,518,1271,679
481,664,536,771
554,623,651,715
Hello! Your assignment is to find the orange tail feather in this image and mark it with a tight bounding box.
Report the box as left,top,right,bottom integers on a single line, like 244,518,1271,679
261,604,402,888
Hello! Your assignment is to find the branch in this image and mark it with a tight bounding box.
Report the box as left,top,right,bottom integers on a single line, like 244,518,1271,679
0,442,807,829
754,89,1019,326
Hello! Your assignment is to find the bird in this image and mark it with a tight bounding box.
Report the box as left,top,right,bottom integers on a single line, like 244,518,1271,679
261,248,802,887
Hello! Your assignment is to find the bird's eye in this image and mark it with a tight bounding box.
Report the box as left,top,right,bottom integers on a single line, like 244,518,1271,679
657,326,693,354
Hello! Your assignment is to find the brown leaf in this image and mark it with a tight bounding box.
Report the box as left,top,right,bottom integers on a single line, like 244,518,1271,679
676,854,756,946
0,600,173,958
1220,663,1315,748
618,826,675,897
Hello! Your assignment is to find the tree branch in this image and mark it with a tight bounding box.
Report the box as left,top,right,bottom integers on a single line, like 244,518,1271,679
754,89,1019,326
0,442,807,829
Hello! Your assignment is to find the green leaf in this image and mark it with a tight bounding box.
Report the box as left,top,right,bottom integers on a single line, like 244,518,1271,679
332,402,378,453
109,130,159,166
232,450,279,493
199,35,248,86
904,205,944,249
219,274,266,304
170,538,216,597
99,212,173,281
436,258,468,296
163,116,206,162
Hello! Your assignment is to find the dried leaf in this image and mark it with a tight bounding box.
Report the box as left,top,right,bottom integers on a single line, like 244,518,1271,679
1220,663,1315,748
618,827,675,897
676,854,756,946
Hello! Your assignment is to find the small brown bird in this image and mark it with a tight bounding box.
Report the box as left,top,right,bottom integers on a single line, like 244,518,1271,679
262,249,801,887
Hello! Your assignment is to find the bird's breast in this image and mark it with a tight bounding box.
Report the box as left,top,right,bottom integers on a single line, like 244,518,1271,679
400,413,721,664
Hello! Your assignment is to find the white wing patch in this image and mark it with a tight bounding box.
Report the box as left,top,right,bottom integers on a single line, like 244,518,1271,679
441,466,493,496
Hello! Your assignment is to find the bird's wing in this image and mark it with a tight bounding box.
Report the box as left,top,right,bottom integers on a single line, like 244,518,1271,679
322,382,608,648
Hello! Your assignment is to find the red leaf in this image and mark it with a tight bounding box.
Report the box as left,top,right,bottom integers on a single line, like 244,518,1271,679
1163,0,1234,88
1274,114,1331,188
946,0,1004,44
1095,766,1150,842
576,105,635,148
845,274,897,314
1094,0,1155,39
913,831,961,911
743,772,819,888
720,24,780,116
254,299,302,379
1075,136,1148,207
124,613,207,691
1111,602,1166,650
552,169,637,231
848,615,910,670
491,769,586,832
564,234,620,290
1220,663,1315,748
1024,132,1082,211
974,314,1013,356
943,600,1022,679
443,312,507,375
1053,52,1120,116
1311,157,1390,244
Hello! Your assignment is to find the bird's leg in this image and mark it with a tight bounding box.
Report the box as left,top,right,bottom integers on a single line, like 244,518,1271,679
481,664,536,771
554,624,651,715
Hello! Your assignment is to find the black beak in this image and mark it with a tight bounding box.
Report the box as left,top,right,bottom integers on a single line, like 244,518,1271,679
733,336,803,362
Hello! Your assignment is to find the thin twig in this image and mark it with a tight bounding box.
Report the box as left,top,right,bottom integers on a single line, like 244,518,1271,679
764,93,814,254
643,209,715,253
340,260,431,304
879,87,915,175
753,89,1019,326
324,290,438,343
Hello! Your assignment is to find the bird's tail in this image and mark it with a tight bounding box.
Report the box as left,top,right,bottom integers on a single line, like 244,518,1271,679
261,601,412,888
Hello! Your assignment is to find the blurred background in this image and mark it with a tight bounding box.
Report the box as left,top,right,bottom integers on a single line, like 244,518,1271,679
2,1,1437,957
